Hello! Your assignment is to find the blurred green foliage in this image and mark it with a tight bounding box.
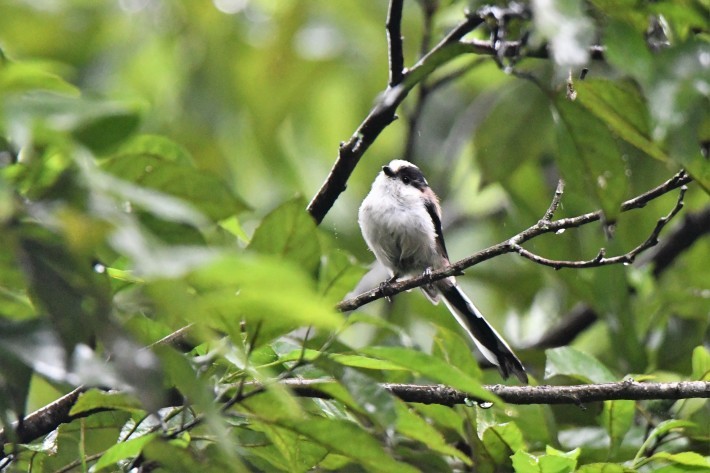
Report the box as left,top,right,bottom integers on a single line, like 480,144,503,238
0,0,708,471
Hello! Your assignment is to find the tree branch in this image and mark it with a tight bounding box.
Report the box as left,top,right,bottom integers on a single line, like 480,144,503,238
280,378,710,406
531,202,710,350
510,183,687,269
386,0,405,86
0,387,88,446
338,171,693,312
4,379,708,453
306,12,486,224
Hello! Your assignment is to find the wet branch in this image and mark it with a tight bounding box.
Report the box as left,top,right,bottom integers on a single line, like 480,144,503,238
281,378,710,406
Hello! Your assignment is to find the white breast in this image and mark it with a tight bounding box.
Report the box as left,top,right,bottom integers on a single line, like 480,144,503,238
358,176,440,277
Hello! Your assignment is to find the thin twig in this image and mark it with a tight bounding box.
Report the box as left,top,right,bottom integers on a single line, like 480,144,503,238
510,184,687,269
337,171,692,312
386,0,405,86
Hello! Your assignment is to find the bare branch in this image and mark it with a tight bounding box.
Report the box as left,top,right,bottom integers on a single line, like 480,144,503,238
542,179,565,222
513,184,688,269
532,202,710,350
280,378,710,406
386,0,405,86
337,171,692,312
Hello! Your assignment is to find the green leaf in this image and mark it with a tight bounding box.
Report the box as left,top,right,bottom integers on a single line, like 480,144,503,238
598,400,635,458
0,60,79,96
576,464,626,473
113,134,195,166
151,254,343,347
432,326,483,381
412,404,465,438
19,229,112,353
70,389,143,416
318,249,367,303
93,434,157,471
633,419,698,466
575,79,668,162
552,95,628,220
73,110,141,153
545,347,617,383
511,450,539,473
646,452,710,468
481,422,525,466
394,399,471,465
102,153,247,221
603,18,653,81
511,447,579,473
330,353,408,371
340,368,397,429
278,417,419,473
691,346,710,381
361,346,497,403
248,197,321,274
475,82,554,184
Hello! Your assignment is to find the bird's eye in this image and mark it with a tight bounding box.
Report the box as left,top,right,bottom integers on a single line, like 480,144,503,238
401,176,410,184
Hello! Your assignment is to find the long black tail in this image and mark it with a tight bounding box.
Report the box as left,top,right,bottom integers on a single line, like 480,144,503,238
438,281,528,384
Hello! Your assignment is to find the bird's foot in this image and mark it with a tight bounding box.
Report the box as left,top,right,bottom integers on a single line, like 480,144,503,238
422,267,434,283
379,275,399,302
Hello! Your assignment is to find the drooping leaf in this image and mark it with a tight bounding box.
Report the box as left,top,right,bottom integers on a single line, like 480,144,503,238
575,79,668,162
691,346,710,381
318,249,367,303
73,110,141,154
361,346,497,403
552,95,628,220
475,82,554,185
394,399,471,465
0,60,79,96
576,464,626,473
646,452,710,469
481,422,526,467
93,433,157,471
277,417,419,473
248,197,321,274
102,153,247,221
545,347,617,383
432,326,483,381
633,419,698,466
599,400,635,458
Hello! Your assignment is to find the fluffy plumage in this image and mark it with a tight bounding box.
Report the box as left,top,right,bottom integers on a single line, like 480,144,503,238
359,160,527,383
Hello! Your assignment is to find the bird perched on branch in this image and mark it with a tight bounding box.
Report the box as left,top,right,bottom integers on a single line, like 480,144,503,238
358,159,527,383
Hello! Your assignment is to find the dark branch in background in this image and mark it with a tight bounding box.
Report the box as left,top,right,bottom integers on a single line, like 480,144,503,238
648,205,710,276
280,379,710,406
0,387,87,446
386,0,405,86
338,171,693,312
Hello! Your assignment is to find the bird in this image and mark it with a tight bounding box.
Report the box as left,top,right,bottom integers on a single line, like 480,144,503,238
358,159,527,383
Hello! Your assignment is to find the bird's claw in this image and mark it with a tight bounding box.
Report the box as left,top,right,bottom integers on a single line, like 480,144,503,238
379,275,399,302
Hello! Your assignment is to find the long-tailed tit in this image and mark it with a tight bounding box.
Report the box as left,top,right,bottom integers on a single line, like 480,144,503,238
358,159,528,383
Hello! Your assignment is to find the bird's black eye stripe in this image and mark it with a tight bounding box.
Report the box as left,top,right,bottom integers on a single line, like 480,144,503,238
397,167,427,189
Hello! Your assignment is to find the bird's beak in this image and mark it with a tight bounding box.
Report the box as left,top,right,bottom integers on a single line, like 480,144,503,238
382,166,394,177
